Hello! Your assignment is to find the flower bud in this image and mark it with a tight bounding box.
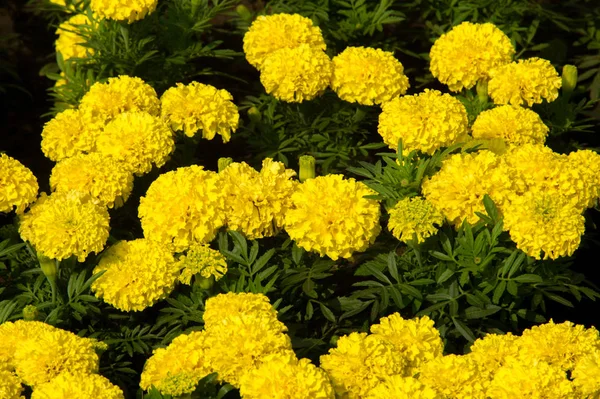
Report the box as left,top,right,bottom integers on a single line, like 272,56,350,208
38,253,57,283
247,106,261,123
195,275,215,290
236,4,252,21
299,155,316,182
562,65,578,95
23,304,39,321
218,157,233,172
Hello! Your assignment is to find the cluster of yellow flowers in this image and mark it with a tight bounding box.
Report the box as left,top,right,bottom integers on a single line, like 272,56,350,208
0,320,123,398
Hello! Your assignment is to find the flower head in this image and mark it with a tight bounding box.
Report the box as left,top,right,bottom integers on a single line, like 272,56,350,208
243,13,326,69
160,82,239,142
203,292,280,331
177,244,227,284
0,154,38,214
332,47,409,105
468,333,519,375
488,57,562,106
572,349,600,398
19,191,110,261
429,22,514,92
418,355,488,399
566,149,600,209
90,0,157,23
388,197,444,243
41,109,101,162
284,174,381,260
0,370,22,399
471,105,548,146
55,14,92,62
378,89,468,154
31,372,124,399
92,239,180,311
366,375,441,399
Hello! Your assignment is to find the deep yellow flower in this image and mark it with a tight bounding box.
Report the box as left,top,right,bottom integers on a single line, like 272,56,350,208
177,244,227,284
55,14,92,61
331,47,409,105
488,57,562,106
572,349,600,398
90,0,157,23
243,13,326,70
202,292,281,331
468,333,519,376
92,239,180,312
0,369,22,399
0,154,38,214
566,149,600,209
471,105,549,145
366,375,441,399
284,174,381,260
378,89,468,154
418,355,488,399
388,197,444,243
31,372,124,399
160,81,239,142
429,22,514,92
0,320,57,368
41,109,101,162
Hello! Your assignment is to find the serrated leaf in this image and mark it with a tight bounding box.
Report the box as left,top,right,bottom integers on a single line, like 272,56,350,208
319,303,336,322
452,317,476,342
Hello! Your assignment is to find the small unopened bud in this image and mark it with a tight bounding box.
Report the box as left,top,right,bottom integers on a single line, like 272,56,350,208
236,5,252,20
247,106,261,123
476,80,488,103
218,157,233,172
23,304,39,321
195,275,215,290
299,155,316,182
400,178,409,187
562,65,578,95
38,254,57,283
329,335,340,346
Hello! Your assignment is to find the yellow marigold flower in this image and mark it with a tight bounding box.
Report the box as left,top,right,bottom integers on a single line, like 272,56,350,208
284,174,381,260
429,22,514,92
378,89,468,154
331,47,409,105
140,331,213,396
177,244,227,284
240,352,335,399
488,57,562,106
92,239,180,312
0,154,38,214
572,349,600,398
79,75,160,122
138,166,226,252
0,369,22,399
566,149,600,209
418,355,488,399
422,151,514,225
90,0,157,23
96,111,174,176
487,359,575,399
49,153,133,208
0,320,57,368
221,158,297,239
55,14,92,61
41,109,101,162
19,191,110,262
468,333,519,376
370,313,443,376
503,192,585,260
320,332,405,399
388,197,444,244
366,375,441,399
243,13,326,70
160,81,239,142
203,292,280,331
472,105,549,146
260,44,332,103
31,372,124,399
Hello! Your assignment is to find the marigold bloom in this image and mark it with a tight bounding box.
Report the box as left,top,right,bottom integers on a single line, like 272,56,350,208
429,22,514,92
90,0,157,23
41,109,101,162
0,154,38,214
203,292,280,331
243,13,326,69
388,197,444,243
572,349,600,397
0,320,56,367
50,153,133,208
55,14,92,61
32,372,124,399
240,352,335,399
370,313,443,376
92,239,180,312
19,191,110,262
177,244,227,284
419,355,488,399
160,82,239,142
139,166,226,252
366,375,441,399
320,332,405,399
221,158,297,239
284,174,381,260
472,105,549,145
96,111,174,176
566,149,600,209
468,333,519,375
331,47,409,105
488,57,562,106
260,44,332,103
0,370,22,399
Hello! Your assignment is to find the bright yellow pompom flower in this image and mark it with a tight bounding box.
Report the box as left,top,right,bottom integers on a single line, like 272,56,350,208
366,375,441,399
160,81,239,142
0,369,22,399
243,13,326,70
566,149,600,209
572,349,600,398
388,197,444,244
284,174,381,260
177,244,228,284
468,333,519,375
418,355,488,399
90,0,157,23
471,105,549,145
55,14,93,61
202,292,281,331
378,89,468,154
41,109,102,162
488,57,562,106
429,22,514,92
0,154,38,214
19,191,110,262
31,372,124,399
92,239,180,311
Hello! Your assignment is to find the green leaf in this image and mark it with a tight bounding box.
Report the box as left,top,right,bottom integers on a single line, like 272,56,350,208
387,252,399,282
437,269,454,284
291,244,304,265
364,263,392,285
452,317,476,342
493,281,506,304
252,248,275,275
543,292,574,308
464,305,501,319
319,303,336,323
513,274,543,284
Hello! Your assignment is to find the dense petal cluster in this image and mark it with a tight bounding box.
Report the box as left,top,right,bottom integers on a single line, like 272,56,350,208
566,149,600,209
260,44,332,103
91,239,180,311
572,350,600,397
221,158,297,239
0,154,38,214
243,13,326,69
160,82,239,142
388,197,444,243
19,191,110,261
419,355,487,399
429,22,514,91
488,57,562,106
0,369,23,399
202,292,280,331
367,375,441,399
31,373,124,399
41,109,101,162
177,244,228,284
55,14,92,61
49,153,134,208
471,105,549,145
284,174,381,260
468,333,519,375
138,166,226,252
90,0,157,23
378,89,468,154
96,111,174,175
331,47,409,105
